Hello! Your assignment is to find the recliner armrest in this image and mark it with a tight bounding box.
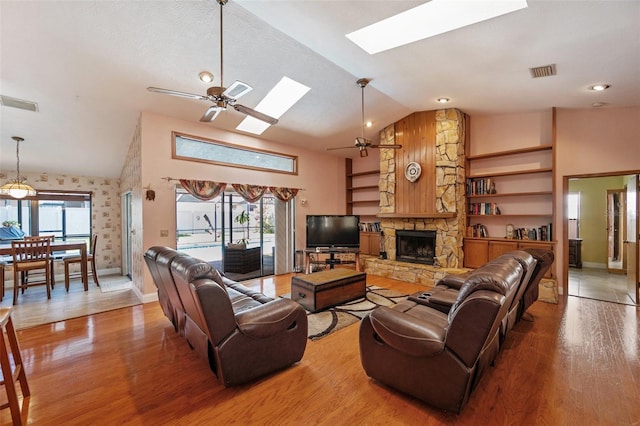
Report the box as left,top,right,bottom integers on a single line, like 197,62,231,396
368,306,446,357
236,298,306,339
435,273,469,290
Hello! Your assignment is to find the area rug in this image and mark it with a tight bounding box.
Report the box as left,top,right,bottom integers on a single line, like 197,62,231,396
283,286,408,341
99,277,133,293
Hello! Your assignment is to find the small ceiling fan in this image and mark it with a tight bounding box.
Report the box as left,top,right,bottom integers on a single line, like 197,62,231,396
147,0,277,125
327,78,402,157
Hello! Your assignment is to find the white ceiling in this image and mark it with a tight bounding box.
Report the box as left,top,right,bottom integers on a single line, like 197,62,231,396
1,0,638,178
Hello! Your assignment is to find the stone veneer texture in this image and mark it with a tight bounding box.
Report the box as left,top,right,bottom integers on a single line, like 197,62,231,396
372,109,467,278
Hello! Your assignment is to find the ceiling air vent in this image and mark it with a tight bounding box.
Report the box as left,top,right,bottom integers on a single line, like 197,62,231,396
0,95,39,112
529,64,557,79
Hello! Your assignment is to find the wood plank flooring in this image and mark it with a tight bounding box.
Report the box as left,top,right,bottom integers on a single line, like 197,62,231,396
1,273,639,425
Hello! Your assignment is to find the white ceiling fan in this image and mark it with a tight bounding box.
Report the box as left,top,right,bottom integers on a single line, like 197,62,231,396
147,0,277,125
327,78,402,157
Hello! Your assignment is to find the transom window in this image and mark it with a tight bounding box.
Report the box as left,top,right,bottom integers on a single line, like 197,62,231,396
173,132,298,174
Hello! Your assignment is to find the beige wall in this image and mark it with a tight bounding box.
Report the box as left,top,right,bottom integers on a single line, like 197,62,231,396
135,112,347,297
556,107,640,288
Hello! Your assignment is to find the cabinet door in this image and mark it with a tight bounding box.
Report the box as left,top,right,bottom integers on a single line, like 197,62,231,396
489,240,519,260
359,232,372,255
368,233,381,255
463,239,489,268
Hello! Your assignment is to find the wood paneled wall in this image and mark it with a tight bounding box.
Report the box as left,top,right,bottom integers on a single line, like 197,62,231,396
394,111,437,214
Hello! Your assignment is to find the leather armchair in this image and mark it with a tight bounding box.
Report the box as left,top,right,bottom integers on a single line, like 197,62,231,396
359,256,523,413
168,253,308,386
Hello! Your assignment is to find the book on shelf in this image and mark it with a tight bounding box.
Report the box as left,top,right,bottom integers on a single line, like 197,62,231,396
509,223,553,241
465,178,496,196
359,222,381,232
468,202,500,215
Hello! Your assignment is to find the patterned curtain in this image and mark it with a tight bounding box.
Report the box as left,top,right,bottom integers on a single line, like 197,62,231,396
269,187,299,202
231,184,267,203
179,180,226,201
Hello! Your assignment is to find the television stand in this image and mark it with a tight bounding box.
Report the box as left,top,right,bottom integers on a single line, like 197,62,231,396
303,248,360,274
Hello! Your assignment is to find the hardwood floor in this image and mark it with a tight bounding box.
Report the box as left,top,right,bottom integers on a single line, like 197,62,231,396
2,273,639,425
0,275,140,330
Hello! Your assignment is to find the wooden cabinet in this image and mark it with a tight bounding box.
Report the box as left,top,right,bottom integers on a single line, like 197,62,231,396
568,238,582,268
359,231,381,256
463,238,555,278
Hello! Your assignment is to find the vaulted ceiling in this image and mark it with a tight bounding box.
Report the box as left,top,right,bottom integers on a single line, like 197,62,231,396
1,1,638,178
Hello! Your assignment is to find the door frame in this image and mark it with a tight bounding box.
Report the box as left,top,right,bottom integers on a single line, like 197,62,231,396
563,171,640,304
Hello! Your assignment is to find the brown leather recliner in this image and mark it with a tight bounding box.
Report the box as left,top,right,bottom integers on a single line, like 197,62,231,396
168,253,308,386
359,256,523,413
518,248,555,321
413,249,549,338
144,246,188,333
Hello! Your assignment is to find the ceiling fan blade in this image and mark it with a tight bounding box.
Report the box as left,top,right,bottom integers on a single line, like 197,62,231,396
233,104,278,125
326,146,357,151
147,87,209,101
223,81,253,100
369,144,403,149
200,106,222,122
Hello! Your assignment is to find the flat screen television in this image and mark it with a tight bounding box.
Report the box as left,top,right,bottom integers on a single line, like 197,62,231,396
306,215,360,249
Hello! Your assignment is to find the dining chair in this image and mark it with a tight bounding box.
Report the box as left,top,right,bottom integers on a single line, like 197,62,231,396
0,307,30,425
11,237,52,305
0,258,8,302
64,234,99,291
23,235,57,290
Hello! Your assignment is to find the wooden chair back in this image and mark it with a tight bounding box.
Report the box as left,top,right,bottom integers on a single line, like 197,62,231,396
11,237,51,264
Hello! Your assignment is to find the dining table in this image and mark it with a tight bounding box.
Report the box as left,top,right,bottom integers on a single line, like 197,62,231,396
0,240,88,290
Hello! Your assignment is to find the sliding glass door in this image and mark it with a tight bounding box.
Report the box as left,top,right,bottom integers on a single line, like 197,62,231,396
176,189,283,280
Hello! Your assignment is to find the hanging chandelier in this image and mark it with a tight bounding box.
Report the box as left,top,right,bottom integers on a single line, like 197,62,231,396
0,136,37,199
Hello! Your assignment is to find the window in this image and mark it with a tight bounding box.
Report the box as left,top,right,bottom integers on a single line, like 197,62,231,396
173,132,298,174
1,190,92,242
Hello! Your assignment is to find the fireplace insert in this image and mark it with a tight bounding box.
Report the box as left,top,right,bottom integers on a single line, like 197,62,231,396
396,230,436,265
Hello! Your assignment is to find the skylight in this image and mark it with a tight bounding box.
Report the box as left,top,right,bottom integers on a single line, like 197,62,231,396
346,0,528,55
236,76,310,135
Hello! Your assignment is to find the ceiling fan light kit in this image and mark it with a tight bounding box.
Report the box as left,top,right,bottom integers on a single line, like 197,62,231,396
327,78,402,157
147,0,277,126
0,136,37,199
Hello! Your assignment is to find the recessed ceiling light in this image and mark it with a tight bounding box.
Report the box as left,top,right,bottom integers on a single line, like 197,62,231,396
365,121,373,128
236,76,310,135
589,84,610,91
437,97,450,104
199,71,214,83
346,0,528,54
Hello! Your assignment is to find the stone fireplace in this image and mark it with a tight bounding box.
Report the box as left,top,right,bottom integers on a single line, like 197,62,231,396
363,108,468,284
396,230,436,265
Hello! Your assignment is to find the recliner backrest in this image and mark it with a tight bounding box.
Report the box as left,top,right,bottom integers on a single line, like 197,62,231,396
169,255,226,333
446,258,523,366
145,246,188,330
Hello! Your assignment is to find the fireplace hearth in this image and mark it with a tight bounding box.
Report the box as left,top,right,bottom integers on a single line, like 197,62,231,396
396,230,436,265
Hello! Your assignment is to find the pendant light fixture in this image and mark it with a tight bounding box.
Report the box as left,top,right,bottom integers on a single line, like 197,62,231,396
0,136,37,199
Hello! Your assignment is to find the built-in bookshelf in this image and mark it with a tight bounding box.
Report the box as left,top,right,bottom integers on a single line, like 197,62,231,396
463,110,557,275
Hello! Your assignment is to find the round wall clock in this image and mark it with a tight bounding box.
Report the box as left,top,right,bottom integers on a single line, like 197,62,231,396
405,162,422,182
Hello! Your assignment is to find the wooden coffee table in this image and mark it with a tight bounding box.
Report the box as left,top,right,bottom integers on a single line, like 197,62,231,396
291,268,366,312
